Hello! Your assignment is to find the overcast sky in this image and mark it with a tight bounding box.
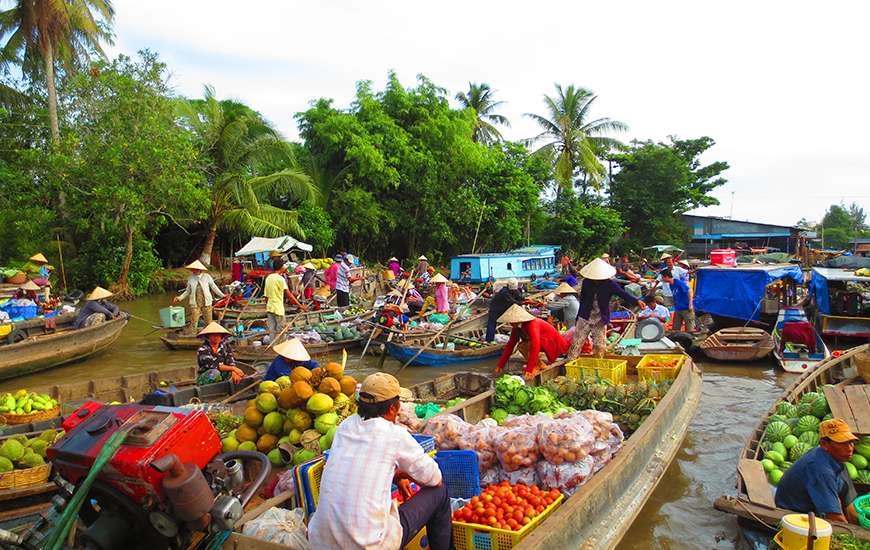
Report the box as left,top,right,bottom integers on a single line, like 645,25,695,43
109,0,870,227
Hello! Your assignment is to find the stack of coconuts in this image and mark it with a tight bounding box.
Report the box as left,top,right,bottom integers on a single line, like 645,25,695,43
220,362,358,467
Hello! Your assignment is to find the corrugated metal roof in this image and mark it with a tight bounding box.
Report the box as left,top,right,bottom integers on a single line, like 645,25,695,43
812,267,870,282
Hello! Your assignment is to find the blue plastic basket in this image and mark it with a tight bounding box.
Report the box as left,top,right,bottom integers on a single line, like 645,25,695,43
7,305,38,320
325,433,436,462
434,450,480,499
856,494,870,528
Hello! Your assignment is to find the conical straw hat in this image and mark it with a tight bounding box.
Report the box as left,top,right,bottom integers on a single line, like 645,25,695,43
554,282,577,295
659,253,672,260
29,253,48,264
86,286,113,300
20,280,40,291
398,280,415,290
497,304,535,324
417,255,428,261
430,273,448,284
579,258,616,281
185,260,208,271
388,257,398,262
315,286,331,298
273,338,310,361
301,262,316,270
198,322,231,337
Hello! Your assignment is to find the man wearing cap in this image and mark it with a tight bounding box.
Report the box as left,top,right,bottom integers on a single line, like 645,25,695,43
264,260,307,336
485,278,524,342
310,372,452,550
654,254,688,307
74,287,121,329
173,260,225,333
775,419,859,524
263,338,319,381
495,304,571,378
196,322,244,385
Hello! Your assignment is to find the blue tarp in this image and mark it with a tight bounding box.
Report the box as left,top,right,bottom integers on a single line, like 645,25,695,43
810,272,830,315
694,266,804,321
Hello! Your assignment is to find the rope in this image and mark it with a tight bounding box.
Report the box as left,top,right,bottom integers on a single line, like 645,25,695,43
735,498,778,531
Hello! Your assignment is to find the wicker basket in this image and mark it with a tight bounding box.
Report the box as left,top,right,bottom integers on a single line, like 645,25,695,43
4,272,26,285
0,462,51,490
0,406,60,426
856,351,870,384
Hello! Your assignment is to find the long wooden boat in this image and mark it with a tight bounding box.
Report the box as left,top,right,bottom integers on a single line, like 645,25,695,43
0,317,127,380
234,336,366,363
2,310,77,338
440,354,703,550
714,344,870,542
699,327,775,361
385,326,506,367
772,306,830,373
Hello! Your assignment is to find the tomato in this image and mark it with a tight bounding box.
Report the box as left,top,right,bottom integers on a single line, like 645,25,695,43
507,518,518,529
530,485,541,495
487,516,497,525
536,505,545,513
513,509,524,522
482,494,493,503
528,495,540,506
549,489,561,500
521,516,531,525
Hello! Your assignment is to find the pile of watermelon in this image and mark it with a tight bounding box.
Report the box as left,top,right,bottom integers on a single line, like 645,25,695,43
760,387,870,486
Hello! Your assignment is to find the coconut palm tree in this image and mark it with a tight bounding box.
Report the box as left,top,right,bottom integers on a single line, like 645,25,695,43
526,84,627,195
179,86,317,265
455,82,510,145
0,0,114,142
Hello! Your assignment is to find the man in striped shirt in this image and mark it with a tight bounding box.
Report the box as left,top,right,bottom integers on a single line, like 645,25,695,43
336,253,360,307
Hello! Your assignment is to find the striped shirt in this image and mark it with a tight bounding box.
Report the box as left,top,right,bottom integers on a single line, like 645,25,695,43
336,261,351,293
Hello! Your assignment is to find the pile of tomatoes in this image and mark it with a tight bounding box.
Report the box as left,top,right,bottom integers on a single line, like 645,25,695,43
451,481,562,532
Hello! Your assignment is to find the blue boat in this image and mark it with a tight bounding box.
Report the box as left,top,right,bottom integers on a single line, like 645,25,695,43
808,266,870,338
385,327,505,367
693,264,804,324
449,245,560,283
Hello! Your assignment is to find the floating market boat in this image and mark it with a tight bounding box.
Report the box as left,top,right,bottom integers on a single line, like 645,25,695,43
233,335,367,363
385,326,506,367
699,327,775,361
808,266,870,339
713,343,870,542
0,317,127,380
772,307,830,373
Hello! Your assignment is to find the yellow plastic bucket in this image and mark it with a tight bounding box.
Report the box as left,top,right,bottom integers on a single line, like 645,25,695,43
773,514,832,550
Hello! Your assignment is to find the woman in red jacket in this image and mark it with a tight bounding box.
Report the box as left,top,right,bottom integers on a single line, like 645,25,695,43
494,304,571,379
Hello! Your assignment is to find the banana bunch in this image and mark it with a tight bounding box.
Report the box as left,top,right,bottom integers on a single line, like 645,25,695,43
0,390,58,414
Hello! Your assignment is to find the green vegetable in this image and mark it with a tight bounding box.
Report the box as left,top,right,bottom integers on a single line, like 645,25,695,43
798,431,820,447
490,408,508,425
782,435,798,449
850,454,867,470
845,462,858,480
761,459,775,473
766,450,785,466
765,421,791,443
769,469,783,485
789,442,811,462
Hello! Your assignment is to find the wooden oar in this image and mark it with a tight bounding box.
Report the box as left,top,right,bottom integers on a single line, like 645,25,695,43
395,294,483,373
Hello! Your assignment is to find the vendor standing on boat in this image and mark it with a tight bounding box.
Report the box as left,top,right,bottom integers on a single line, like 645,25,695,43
196,322,244,385
495,304,571,379
264,260,307,336
415,255,429,277
431,273,450,313
655,254,689,307
336,253,361,308
659,269,695,332
567,258,645,359
74,287,121,328
173,260,225,334
263,338,319,381
299,262,320,301
310,372,452,550
775,419,859,524
387,256,402,278
485,278,524,342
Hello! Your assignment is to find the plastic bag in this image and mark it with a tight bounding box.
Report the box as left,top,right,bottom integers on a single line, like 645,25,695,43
537,416,595,465
536,456,594,495
397,402,427,432
273,469,297,497
495,423,539,472
480,467,501,487
423,414,472,450
500,465,538,486
415,402,443,420
460,425,499,472
242,507,310,549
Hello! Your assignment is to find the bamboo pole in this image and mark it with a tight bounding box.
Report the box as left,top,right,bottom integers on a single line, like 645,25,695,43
55,234,67,292
395,294,483,373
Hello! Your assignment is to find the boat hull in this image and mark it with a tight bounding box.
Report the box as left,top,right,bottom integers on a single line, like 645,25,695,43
385,341,504,367
772,307,829,373
234,338,364,363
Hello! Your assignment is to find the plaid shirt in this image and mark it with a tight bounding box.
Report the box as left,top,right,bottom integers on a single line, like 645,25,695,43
308,415,441,549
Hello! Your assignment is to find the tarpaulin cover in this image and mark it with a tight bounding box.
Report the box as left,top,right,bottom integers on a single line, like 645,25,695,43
694,266,804,321
810,271,830,315
234,236,312,256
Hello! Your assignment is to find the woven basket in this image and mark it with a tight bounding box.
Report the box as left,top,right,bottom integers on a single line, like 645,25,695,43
0,462,51,490
856,351,870,384
4,272,26,285
0,406,60,426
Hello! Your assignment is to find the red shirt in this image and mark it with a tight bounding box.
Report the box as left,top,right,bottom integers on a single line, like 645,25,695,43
324,263,339,290
496,318,570,374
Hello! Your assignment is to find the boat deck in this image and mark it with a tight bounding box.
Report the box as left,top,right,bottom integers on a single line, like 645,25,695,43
824,383,870,435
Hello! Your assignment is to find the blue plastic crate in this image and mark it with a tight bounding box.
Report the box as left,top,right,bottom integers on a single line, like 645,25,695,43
325,433,436,462
434,450,480,499
7,305,38,320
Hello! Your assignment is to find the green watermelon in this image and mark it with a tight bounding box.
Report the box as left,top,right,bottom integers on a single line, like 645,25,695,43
769,414,788,425
800,391,821,405
796,415,820,435
775,402,795,416
782,435,799,449
761,459,776,473
795,402,812,417
769,469,784,485
772,442,788,457
859,469,870,485
845,462,858,480
810,397,829,419
850,454,868,470
789,442,812,462
765,421,791,443
798,431,820,447
766,450,786,466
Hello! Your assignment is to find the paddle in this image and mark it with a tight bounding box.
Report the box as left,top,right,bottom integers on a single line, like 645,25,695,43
359,268,417,367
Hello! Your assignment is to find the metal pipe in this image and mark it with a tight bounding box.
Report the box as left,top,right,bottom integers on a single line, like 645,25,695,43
214,451,271,507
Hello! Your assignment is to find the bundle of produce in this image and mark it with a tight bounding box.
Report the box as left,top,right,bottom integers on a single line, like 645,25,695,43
458,420,499,472
305,258,335,270
309,322,362,343
221,364,358,467
495,420,545,473
0,429,63,473
492,375,572,419
451,481,563,532
415,402,443,420
536,415,594,465
397,402,426,432
423,414,472,450
208,411,243,439
0,390,59,415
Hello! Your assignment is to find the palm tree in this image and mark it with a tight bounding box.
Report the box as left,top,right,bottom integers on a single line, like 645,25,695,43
179,86,317,265
526,84,627,195
455,82,510,145
0,0,114,142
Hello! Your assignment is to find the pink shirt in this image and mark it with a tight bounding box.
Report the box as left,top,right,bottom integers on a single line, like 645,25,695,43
434,283,449,313
324,262,339,290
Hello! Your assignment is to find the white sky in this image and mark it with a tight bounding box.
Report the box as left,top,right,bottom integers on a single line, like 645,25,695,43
109,0,870,227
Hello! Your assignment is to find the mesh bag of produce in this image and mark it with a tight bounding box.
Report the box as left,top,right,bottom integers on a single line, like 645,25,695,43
495,422,543,472
480,467,501,487
460,424,499,472
397,402,426,433
423,414,472,450
500,465,539,486
536,455,594,495
537,415,595,465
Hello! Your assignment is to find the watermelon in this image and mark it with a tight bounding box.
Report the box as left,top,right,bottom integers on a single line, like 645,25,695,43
856,443,870,460
766,450,786,466
800,391,821,405
795,402,812,417
761,459,776,473
798,431,820,447
845,462,858,480
769,469,784,485
796,415,820,436
765,421,791,443
781,461,794,470
810,397,829,419
851,454,868,470
789,442,812,462
772,442,788,457
769,414,788,425
782,435,798,449
775,402,795,416
859,469,870,485
823,414,833,421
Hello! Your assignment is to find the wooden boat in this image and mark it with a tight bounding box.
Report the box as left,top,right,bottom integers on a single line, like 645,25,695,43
234,336,366,363
714,344,870,542
772,307,830,373
385,326,506,367
699,327,775,361
2,310,77,337
0,317,127,380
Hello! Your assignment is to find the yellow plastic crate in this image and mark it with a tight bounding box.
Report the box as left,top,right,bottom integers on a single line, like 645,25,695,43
565,357,627,385
452,494,564,550
637,354,685,382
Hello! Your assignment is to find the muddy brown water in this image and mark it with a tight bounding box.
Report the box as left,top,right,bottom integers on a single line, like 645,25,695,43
1,293,801,548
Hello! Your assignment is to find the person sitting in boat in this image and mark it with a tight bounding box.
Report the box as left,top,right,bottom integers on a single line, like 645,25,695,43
387,256,402,278
485,278,524,342
431,273,450,314
196,322,245,385
559,268,578,287
636,293,670,324
74,287,121,329
415,255,430,278
309,372,452,550
615,254,640,283
172,260,225,334
775,419,859,524
553,282,580,325
15,280,43,304
567,258,646,359
398,280,424,314
263,338,319,381
23,253,53,281
495,304,572,379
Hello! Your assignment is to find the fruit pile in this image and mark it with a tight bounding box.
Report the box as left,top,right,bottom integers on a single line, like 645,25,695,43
310,323,362,343
0,429,63,472
305,258,335,270
0,390,59,415
219,363,357,468
451,481,562,532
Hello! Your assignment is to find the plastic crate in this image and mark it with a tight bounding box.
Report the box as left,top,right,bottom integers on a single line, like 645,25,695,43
452,493,564,550
856,494,870,528
565,357,627,385
434,450,480,499
637,354,685,382
6,305,38,321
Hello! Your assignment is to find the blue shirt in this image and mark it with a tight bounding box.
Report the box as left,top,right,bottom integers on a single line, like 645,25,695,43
668,278,691,311
264,357,320,381
560,274,577,287
775,447,855,515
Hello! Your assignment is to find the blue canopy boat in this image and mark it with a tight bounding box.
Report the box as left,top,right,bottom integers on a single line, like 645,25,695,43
808,266,870,339
771,307,829,373
385,326,505,367
693,264,805,326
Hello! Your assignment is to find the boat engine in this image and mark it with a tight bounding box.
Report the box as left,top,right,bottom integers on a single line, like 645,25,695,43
32,402,270,550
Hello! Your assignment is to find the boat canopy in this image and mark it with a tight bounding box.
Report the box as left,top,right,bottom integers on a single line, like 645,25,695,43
810,267,870,315
642,245,684,256
234,236,313,257
694,265,803,321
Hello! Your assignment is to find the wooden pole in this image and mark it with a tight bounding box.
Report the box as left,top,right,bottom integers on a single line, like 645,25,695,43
471,200,486,255
396,294,482,373
55,234,67,292
359,268,416,367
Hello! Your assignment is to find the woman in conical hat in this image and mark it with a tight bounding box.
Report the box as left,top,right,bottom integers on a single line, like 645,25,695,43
567,258,645,359
174,260,225,334
263,337,320,381
430,273,450,313
195,322,244,385
553,282,580,325
74,287,122,329
494,304,573,379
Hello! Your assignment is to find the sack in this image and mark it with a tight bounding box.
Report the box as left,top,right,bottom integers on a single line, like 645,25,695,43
241,507,309,549
423,414,472,450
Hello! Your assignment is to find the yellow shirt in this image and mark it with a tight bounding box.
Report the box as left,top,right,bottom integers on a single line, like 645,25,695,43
264,273,288,316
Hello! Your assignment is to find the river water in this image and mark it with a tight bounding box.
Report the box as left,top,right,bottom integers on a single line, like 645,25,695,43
2,293,802,548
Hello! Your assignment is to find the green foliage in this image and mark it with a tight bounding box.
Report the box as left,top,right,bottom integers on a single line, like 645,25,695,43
537,194,624,258
70,234,162,296
296,202,335,255
819,203,867,249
